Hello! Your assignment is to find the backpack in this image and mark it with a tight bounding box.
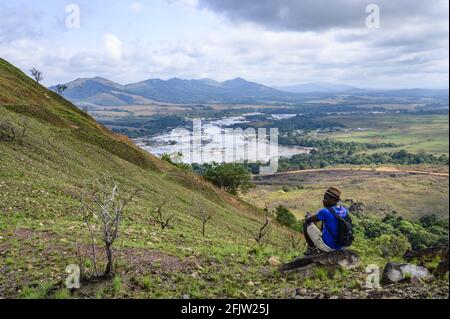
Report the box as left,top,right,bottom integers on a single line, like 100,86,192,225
325,207,354,247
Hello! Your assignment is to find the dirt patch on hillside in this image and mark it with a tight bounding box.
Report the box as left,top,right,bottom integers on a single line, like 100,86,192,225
0,228,200,298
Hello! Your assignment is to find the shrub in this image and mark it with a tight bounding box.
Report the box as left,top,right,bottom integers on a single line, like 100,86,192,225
419,214,440,228
275,205,297,227
363,219,399,239
374,234,411,258
54,288,71,299
112,276,122,296
398,220,439,250
141,277,153,291
291,220,304,234
161,152,192,171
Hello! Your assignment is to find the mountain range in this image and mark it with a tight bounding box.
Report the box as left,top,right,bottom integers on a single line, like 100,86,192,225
50,77,303,106
50,76,449,107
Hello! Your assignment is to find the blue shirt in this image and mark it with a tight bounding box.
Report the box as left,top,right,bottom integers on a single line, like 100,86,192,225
317,205,349,250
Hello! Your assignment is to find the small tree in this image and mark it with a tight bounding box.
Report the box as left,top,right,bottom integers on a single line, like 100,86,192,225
244,203,272,245
81,178,139,277
56,84,68,96
30,67,43,83
149,197,175,230
203,163,254,195
192,202,213,236
275,205,297,227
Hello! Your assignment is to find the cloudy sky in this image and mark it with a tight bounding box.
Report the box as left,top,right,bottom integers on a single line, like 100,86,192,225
0,0,448,89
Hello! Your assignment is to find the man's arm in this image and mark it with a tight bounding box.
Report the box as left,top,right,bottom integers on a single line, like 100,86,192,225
305,214,320,225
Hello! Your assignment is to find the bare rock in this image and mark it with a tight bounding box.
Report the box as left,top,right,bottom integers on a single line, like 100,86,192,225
268,256,282,267
290,263,330,278
381,262,433,285
403,246,449,263
349,202,365,214
279,250,360,277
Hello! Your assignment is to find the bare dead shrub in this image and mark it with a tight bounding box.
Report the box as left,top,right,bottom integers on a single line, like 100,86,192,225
285,232,305,251
192,202,213,236
244,203,272,245
149,196,175,230
81,177,139,277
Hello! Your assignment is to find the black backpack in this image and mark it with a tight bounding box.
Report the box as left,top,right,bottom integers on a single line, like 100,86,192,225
325,207,354,247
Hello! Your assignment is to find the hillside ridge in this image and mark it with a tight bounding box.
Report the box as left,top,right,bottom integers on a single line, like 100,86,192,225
49,75,299,106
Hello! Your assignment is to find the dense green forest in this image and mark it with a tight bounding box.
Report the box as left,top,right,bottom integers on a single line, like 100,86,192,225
277,132,448,171
278,147,449,172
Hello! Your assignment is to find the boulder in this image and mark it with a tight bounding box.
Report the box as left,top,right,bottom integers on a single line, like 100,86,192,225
381,262,433,285
279,250,360,277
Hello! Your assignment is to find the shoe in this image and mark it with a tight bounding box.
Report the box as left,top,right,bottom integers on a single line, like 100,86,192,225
303,246,321,256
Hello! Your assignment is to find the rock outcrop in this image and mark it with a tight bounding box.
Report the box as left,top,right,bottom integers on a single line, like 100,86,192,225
279,250,360,278
403,246,449,278
381,262,433,285
403,246,449,263
348,202,365,214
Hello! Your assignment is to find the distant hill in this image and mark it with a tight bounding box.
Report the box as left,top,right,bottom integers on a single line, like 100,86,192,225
276,82,357,93
50,76,449,107
50,76,301,106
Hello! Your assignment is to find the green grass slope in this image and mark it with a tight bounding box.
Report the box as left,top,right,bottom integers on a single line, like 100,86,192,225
0,58,297,298
1,58,447,300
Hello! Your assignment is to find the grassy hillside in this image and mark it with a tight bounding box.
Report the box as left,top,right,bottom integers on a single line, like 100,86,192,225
0,58,447,299
0,58,298,298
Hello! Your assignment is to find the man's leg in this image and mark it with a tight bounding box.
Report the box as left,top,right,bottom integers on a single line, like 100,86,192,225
303,222,316,248
305,223,334,253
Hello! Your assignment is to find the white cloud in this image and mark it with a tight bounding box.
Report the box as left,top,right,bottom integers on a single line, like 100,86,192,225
181,0,199,7
103,34,123,64
130,2,144,13
0,1,447,89
167,0,199,8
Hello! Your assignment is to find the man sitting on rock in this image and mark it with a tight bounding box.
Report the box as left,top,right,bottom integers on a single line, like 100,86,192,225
303,187,352,256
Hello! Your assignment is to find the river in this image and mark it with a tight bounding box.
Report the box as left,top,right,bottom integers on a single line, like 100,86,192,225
134,114,312,164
